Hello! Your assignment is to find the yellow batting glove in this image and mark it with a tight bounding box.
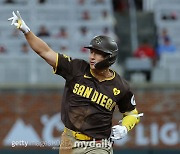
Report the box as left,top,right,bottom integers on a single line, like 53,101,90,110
122,108,143,131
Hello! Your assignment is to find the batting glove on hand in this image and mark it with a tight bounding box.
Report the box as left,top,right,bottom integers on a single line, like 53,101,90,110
8,10,30,34
111,125,128,140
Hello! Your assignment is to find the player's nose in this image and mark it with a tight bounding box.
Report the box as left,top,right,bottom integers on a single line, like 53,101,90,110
89,51,95,59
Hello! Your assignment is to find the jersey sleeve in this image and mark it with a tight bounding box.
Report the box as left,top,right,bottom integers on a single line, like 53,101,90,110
53,53,81,81
118,90,136,113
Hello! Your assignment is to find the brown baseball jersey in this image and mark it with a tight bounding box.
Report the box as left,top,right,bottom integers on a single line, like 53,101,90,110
54,53,136,139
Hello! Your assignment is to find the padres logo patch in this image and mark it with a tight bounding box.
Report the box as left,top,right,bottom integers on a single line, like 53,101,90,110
95,37,102,44
113,88,120,95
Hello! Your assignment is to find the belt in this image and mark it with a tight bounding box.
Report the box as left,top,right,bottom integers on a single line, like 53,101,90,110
64,127,93,141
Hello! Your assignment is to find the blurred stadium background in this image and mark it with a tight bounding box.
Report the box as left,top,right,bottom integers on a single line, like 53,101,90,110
0,0,180,154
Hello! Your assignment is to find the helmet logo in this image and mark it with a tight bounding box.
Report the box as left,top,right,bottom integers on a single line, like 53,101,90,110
95,37,102,44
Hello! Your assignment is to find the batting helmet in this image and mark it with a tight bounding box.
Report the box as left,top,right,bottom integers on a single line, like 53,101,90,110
84,35,118,69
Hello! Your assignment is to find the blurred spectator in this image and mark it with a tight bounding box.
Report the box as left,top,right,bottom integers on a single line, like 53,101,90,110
37,25,50,37
80,26,88,36
38,0,46,4
170,11,177,20
54,27,68,39
100,10,115,24
4,0,15,3
112,0,129,12
102,26,110,35
159,28,170,45
162,11,177,21
76,26,93,53
0,45,7,54
134,39,156,60
156,37,176,57
112,0,142,12
21,43,29,54
130,39,157,82
162,14,168,20
77,26,92,39
60,45,69,53
101,10,109,20
102,27,119,42
81,10,91,20
81,46,89,53
11,29,21,37
78,0,85,5
134,0,143,10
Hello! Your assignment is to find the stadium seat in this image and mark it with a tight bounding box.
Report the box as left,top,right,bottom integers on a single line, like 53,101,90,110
0,0,115,84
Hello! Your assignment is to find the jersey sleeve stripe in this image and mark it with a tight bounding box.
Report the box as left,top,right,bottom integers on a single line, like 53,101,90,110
53,52,59,74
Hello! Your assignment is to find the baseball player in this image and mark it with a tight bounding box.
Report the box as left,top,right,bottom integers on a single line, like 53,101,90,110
8,11,143,154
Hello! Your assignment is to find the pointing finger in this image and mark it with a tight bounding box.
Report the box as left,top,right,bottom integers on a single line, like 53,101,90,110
8,17,13,21
16,10,22,19
12,11,17,17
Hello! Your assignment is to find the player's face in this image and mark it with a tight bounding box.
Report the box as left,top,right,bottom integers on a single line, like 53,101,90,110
89,49,106,70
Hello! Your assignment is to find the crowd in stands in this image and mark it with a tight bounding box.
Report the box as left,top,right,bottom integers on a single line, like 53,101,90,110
156,28,176,57
0,0,116,57
111,0,179,82
3,0,45,4
1,0,179,82
0,45,6,54
37,25,50,37
112,0,143,12
0,1,177,55
128,27,177,82
3,0,14,3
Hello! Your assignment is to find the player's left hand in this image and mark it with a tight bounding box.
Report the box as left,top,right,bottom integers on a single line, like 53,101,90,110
110,125,128,140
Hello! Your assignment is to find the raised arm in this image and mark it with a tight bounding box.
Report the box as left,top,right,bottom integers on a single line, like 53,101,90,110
8,11,57,68
24,32,57,67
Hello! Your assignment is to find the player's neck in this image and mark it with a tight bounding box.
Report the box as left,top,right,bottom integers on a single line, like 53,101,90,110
90,68,113,81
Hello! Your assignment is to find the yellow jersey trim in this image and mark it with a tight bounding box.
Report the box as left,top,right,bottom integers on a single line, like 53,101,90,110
53,53,59,74
84,74,92,78
90,69,115,82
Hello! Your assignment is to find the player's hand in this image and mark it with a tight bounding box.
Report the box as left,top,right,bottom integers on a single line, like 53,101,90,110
8,10,30,34
110,125,128,140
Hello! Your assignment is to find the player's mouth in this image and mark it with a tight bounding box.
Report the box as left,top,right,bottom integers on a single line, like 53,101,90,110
90,61,96,66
